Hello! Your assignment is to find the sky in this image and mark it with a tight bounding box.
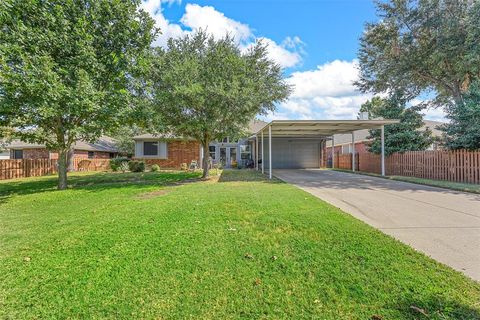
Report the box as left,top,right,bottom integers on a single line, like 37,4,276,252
141,0,446,122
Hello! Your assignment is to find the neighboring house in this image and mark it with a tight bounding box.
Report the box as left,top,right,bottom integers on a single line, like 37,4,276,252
5,136,119,160
133,119,267,169
326,120,445,155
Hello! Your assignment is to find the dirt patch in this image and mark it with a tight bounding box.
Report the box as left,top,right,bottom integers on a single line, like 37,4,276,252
136,189,169,199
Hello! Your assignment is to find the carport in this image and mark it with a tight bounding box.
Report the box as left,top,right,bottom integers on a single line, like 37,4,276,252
251,120,398,179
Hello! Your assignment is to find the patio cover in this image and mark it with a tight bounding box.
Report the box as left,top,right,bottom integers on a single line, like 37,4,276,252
252,119,399,178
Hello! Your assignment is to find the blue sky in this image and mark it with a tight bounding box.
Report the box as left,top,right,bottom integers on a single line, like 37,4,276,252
141,0,445,121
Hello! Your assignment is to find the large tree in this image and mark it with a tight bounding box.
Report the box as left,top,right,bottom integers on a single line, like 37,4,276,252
356,0,480,108
360,95,433,155
151,31,291,178
0,0,156,189
440,81,480,150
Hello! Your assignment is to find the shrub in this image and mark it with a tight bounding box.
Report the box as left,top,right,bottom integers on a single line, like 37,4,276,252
128,160,145,172
119,162,129,173
151,164,160,172
110,157,129,172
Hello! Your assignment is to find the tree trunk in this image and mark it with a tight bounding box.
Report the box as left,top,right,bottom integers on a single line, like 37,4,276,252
201,141,209,179
57,149,68,190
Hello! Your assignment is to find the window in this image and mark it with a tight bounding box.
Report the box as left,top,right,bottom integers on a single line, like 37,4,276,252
143,142,158,156
109,153,115,159
88,151,94,159
13,149,23,159
240,145,251,160
209,146,216,159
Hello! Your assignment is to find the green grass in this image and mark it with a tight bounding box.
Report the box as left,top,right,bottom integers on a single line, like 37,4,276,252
1,170,479,319
332,168,480,194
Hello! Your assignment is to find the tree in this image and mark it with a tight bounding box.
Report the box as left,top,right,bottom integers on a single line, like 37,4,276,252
356,0,480,108
150,31,291,178
440,81,480,150
110,125,143,156
360,95,433,155
0,0,156,189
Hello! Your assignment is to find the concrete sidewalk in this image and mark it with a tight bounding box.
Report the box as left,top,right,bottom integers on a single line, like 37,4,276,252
274,169,480,281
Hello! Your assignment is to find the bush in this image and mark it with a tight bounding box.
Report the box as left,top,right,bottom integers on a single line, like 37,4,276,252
128,160,145,172
151,164,160,172
110,157,129,172
119,162,129,173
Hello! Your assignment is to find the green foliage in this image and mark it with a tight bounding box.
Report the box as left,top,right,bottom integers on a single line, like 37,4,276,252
109,157,130,172
356,0,480,108
150,30,291,177
151,164,160,172
440,81,480,150
0,0,157,188
110,125,143,156
128,160,145,172
360,96,433,155
119,161,130,173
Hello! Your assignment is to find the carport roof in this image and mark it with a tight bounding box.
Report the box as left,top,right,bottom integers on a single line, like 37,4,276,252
254,120,399,138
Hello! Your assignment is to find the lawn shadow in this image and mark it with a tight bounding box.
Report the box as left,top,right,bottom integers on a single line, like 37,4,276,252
0,171,202,204
388,295,480,319
218,169,284,183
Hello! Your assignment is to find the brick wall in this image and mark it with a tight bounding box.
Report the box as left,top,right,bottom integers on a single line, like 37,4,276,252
15,148,50,159
326,142,368,156
50,150,113,159
135,140,200,169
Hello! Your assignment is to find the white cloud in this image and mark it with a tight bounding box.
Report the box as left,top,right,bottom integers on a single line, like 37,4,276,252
140,0,302,68
257,37,303,69
141,0,186,47
181,4,252,43
288,60,360,98
261,60,370,121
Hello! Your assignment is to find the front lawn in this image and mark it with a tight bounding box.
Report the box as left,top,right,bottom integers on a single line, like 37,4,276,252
1,170,479,319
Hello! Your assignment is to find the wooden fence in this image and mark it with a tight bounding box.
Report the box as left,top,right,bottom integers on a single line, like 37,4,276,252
0,159,110,181
334,150,480,184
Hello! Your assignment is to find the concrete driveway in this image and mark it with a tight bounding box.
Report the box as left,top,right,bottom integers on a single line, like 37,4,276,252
274,169,480,281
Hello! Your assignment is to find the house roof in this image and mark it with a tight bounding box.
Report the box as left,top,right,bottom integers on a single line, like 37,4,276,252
254,119,399,138
326,119,445,146
6,136,118,152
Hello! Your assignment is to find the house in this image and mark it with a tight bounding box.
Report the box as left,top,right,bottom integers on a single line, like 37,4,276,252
133,119,267,169
325,120,445,156
133,119,398,177
4,136,119,160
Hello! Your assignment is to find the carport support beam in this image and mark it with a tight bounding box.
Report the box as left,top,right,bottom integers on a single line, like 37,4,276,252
381,125,385,176
352,132,355,172
255,135,258,170
261,130,264,174
268,125,272,179
331,135,335,169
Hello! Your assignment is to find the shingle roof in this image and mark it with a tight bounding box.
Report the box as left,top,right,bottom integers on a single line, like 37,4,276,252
6,136,118,152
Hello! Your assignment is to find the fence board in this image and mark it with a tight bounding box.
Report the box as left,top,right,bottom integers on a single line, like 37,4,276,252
355,150,480,184
0,159,110,181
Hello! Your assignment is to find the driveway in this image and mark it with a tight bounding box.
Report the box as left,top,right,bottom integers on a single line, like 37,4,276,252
274,169,480,281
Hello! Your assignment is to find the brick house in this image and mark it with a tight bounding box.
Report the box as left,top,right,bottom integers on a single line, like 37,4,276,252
133,120,267,169
326,120,445,158
6,136,118,160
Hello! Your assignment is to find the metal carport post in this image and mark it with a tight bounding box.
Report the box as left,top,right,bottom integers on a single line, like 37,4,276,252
269,125,272,179
381,125,385,176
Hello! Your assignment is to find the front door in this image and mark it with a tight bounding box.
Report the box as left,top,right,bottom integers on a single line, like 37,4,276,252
219,147,237,168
